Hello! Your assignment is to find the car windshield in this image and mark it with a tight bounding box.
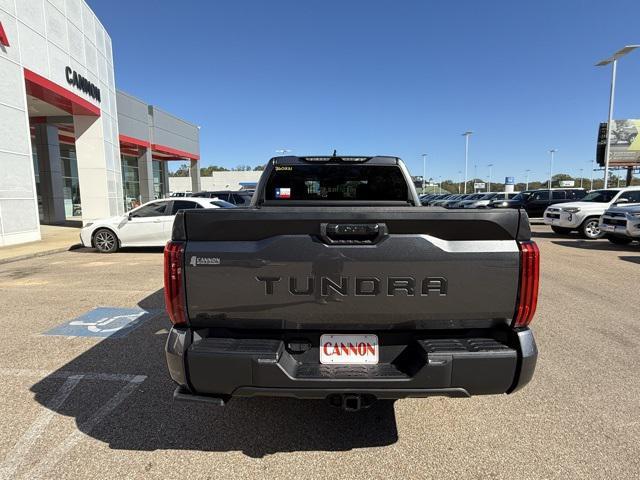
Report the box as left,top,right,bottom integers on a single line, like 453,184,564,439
480,193,498,200
580,190,618,203
510,192,531,202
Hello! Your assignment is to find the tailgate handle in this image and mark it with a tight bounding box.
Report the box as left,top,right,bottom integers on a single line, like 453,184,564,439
320,223,388,245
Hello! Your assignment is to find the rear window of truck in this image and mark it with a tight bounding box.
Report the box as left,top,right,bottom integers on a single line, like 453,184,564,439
264,165,409,201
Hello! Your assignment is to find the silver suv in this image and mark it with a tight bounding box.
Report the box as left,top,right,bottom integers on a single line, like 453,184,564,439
599,203,640,245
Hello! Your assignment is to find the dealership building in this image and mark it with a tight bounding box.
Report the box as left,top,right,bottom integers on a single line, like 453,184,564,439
0,0,201,246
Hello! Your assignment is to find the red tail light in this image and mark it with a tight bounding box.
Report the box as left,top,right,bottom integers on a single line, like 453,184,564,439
164,241,187,326
513,241,540,328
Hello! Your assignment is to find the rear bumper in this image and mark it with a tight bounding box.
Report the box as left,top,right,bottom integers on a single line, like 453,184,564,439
165,327,537,401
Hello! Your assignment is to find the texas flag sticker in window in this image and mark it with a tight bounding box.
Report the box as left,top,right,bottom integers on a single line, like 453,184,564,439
275,187,291,199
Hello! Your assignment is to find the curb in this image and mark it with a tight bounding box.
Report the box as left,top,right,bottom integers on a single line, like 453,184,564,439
0,243,83,266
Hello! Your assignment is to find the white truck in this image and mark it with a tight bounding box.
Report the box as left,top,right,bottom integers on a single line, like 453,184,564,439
543,187,640,239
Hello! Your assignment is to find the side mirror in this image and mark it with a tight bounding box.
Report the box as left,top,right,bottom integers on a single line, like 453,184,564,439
128,212,134,220
616,198,629,205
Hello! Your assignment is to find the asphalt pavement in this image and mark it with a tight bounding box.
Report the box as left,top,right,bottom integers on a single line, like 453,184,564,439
0,226,638,479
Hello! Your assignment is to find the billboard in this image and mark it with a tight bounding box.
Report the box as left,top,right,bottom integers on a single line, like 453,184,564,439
505,176,515,185
596,119,640,167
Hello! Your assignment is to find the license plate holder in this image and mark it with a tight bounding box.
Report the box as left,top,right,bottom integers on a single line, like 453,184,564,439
319,334,379,365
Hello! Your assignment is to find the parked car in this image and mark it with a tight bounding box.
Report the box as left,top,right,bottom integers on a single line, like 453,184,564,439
430,194,462,207
446,193,485,208
165,154,539,410
191,190,253,206
80,197,236,253
490,188,587,218
544,187,640,239
461,192,518,208
599,202,640,244
423,194,450,206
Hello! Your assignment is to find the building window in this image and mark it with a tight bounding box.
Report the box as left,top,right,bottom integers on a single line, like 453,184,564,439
121,155,141,211
60,144,82,219
152,160,166,199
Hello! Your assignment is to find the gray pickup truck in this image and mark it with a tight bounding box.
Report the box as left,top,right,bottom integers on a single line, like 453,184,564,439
164,155,539,410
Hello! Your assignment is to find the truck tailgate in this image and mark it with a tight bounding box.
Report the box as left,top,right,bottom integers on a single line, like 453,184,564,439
177,207,527,330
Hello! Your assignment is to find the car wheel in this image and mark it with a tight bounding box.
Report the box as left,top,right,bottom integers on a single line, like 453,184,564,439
93,228,119,253
579,218,604,240
551,226,572,235
606,235,633,245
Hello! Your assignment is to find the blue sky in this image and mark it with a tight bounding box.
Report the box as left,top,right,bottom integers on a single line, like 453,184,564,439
88,0,640,183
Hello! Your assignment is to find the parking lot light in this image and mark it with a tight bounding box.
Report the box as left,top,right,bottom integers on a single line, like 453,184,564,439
548,149,557,191
525,169,531,190
462,131,473,194
595,45,639,189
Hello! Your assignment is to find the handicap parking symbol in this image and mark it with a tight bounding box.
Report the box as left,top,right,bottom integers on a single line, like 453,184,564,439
43,307,158,338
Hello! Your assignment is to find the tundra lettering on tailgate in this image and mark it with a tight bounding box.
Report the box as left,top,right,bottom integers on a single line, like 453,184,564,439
255,276,447,296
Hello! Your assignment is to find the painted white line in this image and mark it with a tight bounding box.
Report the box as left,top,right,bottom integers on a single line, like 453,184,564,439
0,375,83,480
0,368,146,383
22,375,146,479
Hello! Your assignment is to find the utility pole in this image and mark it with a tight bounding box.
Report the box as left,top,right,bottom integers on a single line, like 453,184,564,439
462,131,473,194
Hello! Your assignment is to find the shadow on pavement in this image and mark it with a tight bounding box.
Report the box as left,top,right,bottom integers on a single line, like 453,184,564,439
31,288,398,457
551,240,640,252
619,255,640,265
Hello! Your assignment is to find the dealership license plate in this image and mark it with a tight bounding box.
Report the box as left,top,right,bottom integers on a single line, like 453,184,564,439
319,334,379,365
601,224,615,231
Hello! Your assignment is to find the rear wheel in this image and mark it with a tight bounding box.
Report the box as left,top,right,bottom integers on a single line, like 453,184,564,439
93,228,119,253
551,226,572,235
606,235,633,245
579,218,603,240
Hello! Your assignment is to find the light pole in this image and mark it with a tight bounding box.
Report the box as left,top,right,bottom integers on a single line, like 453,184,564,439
487,164,493,192
589,159,595,190
525,169,531,190
595,45,639,188
579,168,584,188
548,149,557,191
422,153,427,193
462,131,473,194
457,170,462,193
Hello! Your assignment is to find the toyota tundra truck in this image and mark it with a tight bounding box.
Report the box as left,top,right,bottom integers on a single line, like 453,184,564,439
164,155,539,410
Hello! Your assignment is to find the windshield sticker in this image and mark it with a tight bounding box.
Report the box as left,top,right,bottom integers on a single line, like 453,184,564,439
275,187,291,199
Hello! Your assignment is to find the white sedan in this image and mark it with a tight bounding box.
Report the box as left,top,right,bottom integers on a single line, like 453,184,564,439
80,197,235,253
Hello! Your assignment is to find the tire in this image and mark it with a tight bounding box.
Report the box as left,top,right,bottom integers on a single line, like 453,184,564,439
606,235,633,245
551,226,572,235
579,218,604,240
92,228,119,253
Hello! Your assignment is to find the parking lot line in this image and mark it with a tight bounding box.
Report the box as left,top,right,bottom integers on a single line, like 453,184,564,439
0,375,82,480
0,369,146,479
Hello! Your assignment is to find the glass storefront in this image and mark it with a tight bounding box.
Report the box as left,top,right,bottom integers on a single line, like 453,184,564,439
60,144,82,220
121,155,141,211
32,149,44,222
152,160,166,199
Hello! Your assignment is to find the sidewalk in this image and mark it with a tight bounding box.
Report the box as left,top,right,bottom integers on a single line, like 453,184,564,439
0,225,82,265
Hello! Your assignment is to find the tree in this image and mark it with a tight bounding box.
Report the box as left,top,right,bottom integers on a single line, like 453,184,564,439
253,165,266,171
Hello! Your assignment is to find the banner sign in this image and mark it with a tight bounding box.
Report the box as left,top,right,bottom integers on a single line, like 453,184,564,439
474,182,486,189
597,120,640,167
559,180,575,187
